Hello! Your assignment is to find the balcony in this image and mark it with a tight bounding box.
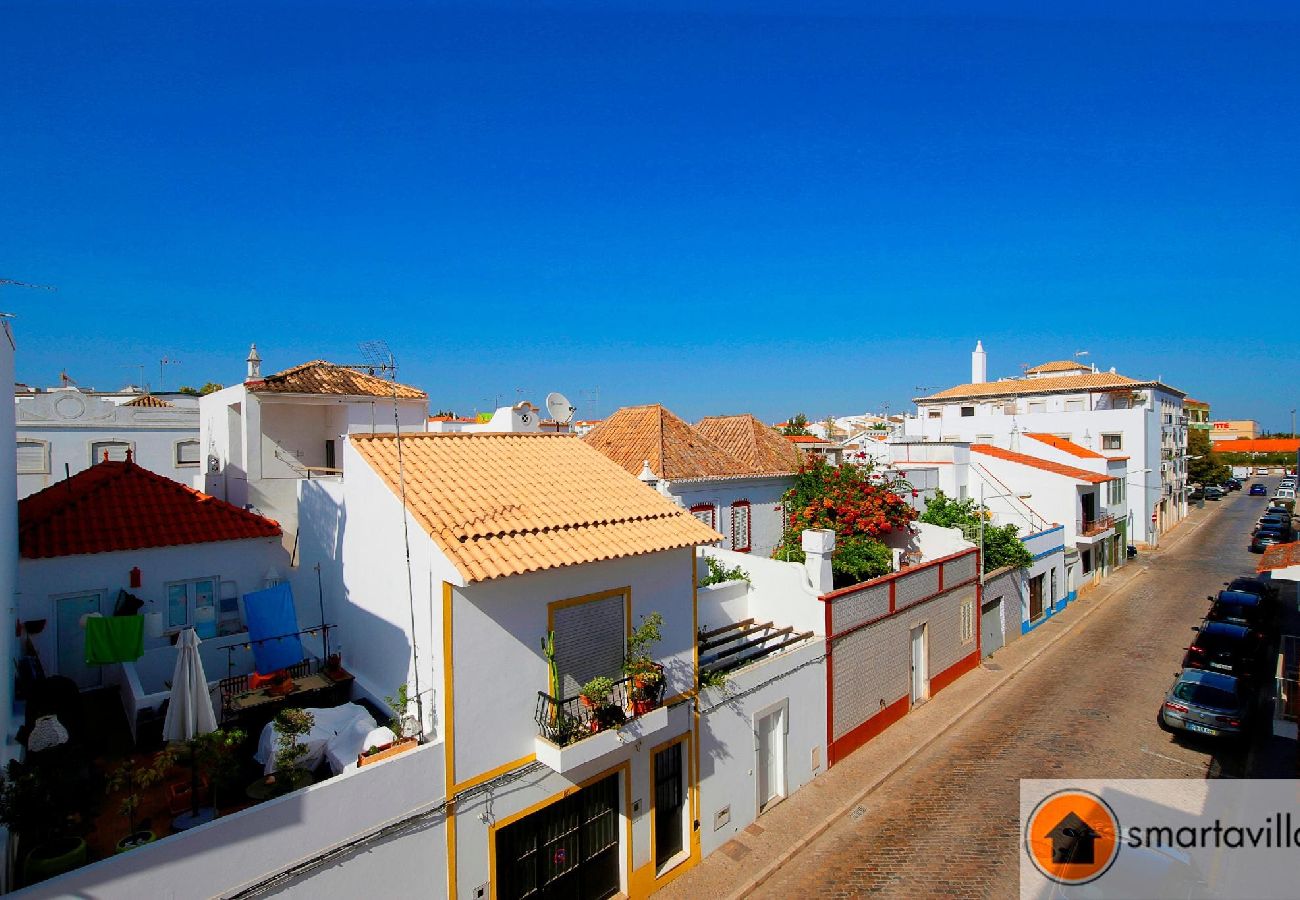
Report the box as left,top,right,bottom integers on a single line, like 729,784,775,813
533,675,670,774
1077,514,1115,540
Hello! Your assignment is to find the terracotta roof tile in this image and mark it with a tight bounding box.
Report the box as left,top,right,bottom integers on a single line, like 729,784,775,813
695,414,803,475
785,435,825,444
1024,360,1091,375
1211,439,1300,453
582,405,756,480
20,461,281,559
350,432,721,583
122,394,175,408
915,371,1184,402
1258,542,1300,574
971,444,1113,483
1024,433,1107,459
249,360,426,399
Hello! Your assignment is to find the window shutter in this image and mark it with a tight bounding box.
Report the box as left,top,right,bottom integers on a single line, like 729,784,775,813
553,594,626,699
17,441,47,474
730,502,751,552
92,441,132,462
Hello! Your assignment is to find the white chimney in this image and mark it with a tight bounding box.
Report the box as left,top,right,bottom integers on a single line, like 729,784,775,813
972,341,987,384
246,343,262,382
638,459,658,489
802,529,835,595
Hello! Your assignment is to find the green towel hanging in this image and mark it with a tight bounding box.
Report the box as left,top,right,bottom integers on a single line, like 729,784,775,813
84,615,145,665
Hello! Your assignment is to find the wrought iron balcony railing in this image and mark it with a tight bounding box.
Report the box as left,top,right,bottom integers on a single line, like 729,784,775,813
1079,514,1115,537
535,674,665,747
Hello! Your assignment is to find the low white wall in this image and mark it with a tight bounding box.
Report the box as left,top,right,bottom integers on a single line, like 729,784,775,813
699,548,824,636
16,742,447,899
698,640,826,858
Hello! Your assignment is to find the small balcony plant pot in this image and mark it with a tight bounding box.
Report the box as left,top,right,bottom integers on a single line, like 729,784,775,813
357,737,418,768
114,830,156,854
22,836,87,883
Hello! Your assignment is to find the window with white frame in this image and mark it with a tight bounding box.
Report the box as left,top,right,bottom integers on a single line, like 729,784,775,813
730,501,751,553
91,440,133,464
690,504,715,529
960,406,975,417
960,598,975,645
927,409,941,419
166,577,219,632
1027,401,1045,413
17,439,49,474
1101,433,1122,450
175,439,201,467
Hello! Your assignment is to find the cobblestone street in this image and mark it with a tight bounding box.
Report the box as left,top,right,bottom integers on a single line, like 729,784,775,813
663,485,1285,900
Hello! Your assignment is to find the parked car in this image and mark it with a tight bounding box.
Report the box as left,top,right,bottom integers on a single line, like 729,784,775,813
1254,513,1291,534
1204,486,1225,501
1225,478,1242,491
1206,589,1272,632
1182,621,1265,680
1188,487,1205,502
1160,669,1251,739
1249,483,1268,496
1252,529,1289,553
1226,576,1279,604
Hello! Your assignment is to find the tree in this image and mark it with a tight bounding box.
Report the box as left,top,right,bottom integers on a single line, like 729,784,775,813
781,413,811,436
1187,428,1231,485
774,459,916,587
178,382,224,396
433,409,458,418
918,490,1032,573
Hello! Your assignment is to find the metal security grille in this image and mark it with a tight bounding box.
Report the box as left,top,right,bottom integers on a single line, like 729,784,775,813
495,772,621,900
553,594,625,699
654,742,685,866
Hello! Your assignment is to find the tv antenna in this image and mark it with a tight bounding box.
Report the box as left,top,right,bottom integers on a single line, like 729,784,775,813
159,356,180,391
578,386,600,420
546,392,576,424
354,340,397,378
1,278,56,292
1073,349,1089,360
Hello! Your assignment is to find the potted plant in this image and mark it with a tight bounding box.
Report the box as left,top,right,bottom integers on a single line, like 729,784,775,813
265,708,315,794
624,612,666,715
358,683,420,767
105,745,180,853
0,759,87,885
579,676,625,732
191,727,246,813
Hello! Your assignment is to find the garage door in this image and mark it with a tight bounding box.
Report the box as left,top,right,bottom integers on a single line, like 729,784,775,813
980,599,1003,658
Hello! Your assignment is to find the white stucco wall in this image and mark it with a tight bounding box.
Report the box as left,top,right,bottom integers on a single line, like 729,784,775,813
698,639,826,858
0,322,16,753
17,536,293,694
697,547,825,637
667,475,791,558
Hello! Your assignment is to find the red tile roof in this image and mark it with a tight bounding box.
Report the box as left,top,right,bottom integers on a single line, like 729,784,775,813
122,394,175,408
1258,542,1300,574
249,360,426,399
583,405,755,480
695,414,803,475
20,460,281,559
1024,433,1107,459
785,435,825,444
971,444,1113,483
1212,439,1300,453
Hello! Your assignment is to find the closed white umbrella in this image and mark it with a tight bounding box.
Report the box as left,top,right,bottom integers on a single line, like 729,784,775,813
162,628,218,829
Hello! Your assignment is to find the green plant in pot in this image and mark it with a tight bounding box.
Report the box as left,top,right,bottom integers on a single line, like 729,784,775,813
106,745,180,853
268,708,316,794
579,676,625,732
192,727,246,813
384,683,417,743
625,612,666,714
0,759,87,884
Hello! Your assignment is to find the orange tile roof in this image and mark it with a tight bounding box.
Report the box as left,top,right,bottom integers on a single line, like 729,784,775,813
1024,360,1091,375
785,435,825,444
1024,433,1106,460
1258,542,1300,574
915,371,1183,402
20,460,281,559
122,394,175,408
695,414,803,475
1211,439,1300,453
971,444,1113,483
249,360,426,399
1184,398,1209,408
583,405,756,480
350,433,721,583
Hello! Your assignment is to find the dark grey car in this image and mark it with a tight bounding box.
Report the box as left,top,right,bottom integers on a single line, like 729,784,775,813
1160,669,1249,739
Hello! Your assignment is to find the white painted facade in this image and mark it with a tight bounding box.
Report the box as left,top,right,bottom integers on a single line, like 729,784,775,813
663,476,792,559
16,389,200,499
0,322,17,755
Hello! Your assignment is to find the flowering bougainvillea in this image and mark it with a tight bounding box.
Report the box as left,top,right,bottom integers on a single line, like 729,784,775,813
774,459,917,585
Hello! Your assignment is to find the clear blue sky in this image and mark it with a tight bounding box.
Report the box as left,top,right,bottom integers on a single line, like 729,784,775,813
3,2,1298,428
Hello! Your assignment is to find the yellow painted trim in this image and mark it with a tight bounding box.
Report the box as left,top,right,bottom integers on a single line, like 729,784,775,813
646,730,699,890
692,553,699,696
447,803,458,900
487,760,632,900
661,691,694,708
450,753,536,795
442,581,457,900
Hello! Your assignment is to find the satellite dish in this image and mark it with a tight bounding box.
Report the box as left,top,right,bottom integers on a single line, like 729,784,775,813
546,392,576,424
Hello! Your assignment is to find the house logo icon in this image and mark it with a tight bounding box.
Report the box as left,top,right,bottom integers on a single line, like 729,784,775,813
1024,789,1120,885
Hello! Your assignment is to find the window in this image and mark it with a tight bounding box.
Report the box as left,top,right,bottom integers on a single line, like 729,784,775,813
551,590,627,699
960,598,975,645
17,439,49,474
976,434,994,443
1065,399,1084,412
927,409,941,420
90,440,133,464
175,439,201,467
1101,433,1122,450
960,406,975,417
690,504,715,529
1028,401,1045,414
730,501,752,553
166,577,219,635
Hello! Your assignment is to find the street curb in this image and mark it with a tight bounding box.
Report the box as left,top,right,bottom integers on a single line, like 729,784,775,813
731,503,1222,897
733,552,1162,898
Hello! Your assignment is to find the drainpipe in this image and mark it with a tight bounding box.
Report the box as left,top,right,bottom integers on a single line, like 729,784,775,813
802,529,835,595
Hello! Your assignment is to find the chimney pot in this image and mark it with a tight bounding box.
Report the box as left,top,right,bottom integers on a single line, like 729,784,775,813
802,528,836,594
246,343,262,382
972,341,987,384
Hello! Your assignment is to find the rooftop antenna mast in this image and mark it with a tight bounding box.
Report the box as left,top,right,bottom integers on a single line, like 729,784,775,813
355,339,425,736
159,356,180,391
579,386,600,420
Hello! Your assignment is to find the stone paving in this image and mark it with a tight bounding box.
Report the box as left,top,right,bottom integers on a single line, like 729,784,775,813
660,487,1278,899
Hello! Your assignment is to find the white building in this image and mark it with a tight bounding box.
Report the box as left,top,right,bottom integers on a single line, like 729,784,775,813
296,430,722,898
904,344,1187,546
16,389,200,499
196,346,428,536
585,407,803,559
0,320,17,757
